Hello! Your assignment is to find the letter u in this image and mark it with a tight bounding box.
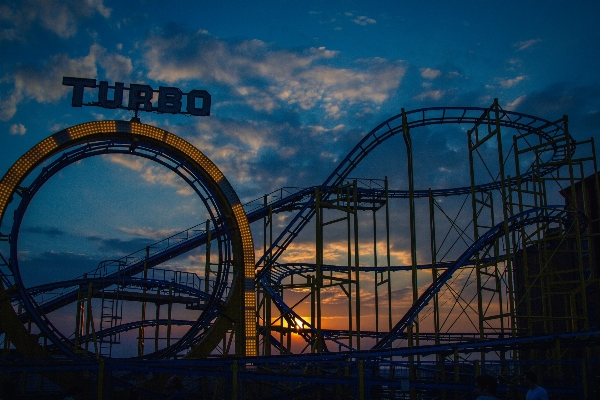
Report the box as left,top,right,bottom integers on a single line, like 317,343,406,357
98,81,124,108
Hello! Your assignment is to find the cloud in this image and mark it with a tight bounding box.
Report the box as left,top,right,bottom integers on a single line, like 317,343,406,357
277,239,412,266
9,123,26,135
0,0,111,39
505,59,522,71
498,75,527,88
105,154,194,196
23,226,66,237
119,227,180,240
505,95,526,110
414,90,445,101
108,115,339,202
143,27,406,118
0,44,132,121
19,250,99,287
96,47,133,82
188,117,280,187
420,68,441,80
236,85,279,112
193,117,275,153
0,27,18,41
111,157,194,196
184,114,360,198
48,122,71,132
352,16,376,26
107,154,144,171
0,47,96,120
513,39,540,51
514,83,600,115
144,30,333,85
86,235,154,254
510,83,600,139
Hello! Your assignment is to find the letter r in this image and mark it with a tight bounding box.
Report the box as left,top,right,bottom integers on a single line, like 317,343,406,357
129,84,154,111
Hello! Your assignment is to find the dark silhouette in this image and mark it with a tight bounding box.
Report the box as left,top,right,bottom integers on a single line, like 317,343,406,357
506,383,520,400
1,379,17,400
474,374,499,400
524,371,548,400
165,375,186,400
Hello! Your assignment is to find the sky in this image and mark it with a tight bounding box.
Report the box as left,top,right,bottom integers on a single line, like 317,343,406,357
1,0,600,355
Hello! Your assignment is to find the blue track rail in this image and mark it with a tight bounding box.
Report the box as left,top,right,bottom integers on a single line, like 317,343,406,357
6,105,576,357
255,105,572,352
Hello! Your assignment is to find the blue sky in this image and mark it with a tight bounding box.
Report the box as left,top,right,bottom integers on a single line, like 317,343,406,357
1,0,600,352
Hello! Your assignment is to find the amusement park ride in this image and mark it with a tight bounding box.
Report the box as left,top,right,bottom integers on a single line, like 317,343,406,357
1,78,599,398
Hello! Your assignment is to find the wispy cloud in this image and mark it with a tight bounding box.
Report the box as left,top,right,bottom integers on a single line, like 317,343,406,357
0,44,132,121
23,226,66,237
279,239,412,266
0,48,95,120
512,83,600,123
505,95,526,110
144,30,337,85
513,39,540,51
18,250,98,286
414,90,445,101
505,58,522,71
188,117,278,187
9,123,26,135
141,166,194,196
118,227,180,240
184,111,356,196
420,68,441,80
86,235,154,254
143,28,405,119
498,75,527,88
107,154,144,171
0,0,110,40
106,154,194,196
96,47,133,82
352,15,376,26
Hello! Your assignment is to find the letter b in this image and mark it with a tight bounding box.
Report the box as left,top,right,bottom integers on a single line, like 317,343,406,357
157,87,183,114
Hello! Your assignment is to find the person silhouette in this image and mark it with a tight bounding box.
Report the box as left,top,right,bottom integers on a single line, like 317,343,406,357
524,371,548,400
165,375,186,400
474,374,499,400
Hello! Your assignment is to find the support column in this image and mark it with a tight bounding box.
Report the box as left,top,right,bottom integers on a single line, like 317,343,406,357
402,108,419,398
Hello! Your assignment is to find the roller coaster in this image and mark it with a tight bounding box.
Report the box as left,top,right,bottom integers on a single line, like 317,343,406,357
1,100,600,399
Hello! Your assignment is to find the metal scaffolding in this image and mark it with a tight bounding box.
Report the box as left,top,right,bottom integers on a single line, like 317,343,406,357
2,102,600,398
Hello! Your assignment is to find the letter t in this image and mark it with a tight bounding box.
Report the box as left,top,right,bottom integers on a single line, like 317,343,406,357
62,77,96,107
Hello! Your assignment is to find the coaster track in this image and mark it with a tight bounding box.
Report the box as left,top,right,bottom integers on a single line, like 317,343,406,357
0,102,583,359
